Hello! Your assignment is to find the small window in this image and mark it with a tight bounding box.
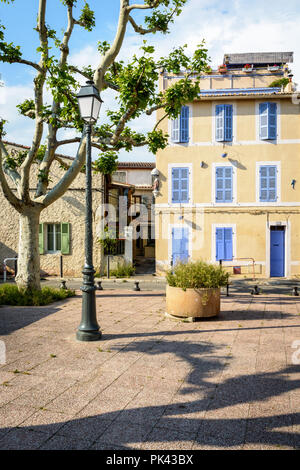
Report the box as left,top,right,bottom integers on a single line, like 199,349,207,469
216,104,233,142
216,227,233,261
259,165,277,202
259,102,277,140
112,171,126,183
171,106,189,143
215,166,233,203
47,224,61,252
172,167,189,203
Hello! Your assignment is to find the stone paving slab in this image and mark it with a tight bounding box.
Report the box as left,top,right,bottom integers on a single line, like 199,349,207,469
0,290,300,450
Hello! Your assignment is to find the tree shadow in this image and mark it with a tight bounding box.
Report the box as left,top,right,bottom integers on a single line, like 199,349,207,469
0,330,299,449
0,300,72,336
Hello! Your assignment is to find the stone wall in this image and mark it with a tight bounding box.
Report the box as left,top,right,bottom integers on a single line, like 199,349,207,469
0,144,104,277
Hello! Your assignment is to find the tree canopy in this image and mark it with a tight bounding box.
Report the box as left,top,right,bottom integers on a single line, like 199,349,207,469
0,0,209,289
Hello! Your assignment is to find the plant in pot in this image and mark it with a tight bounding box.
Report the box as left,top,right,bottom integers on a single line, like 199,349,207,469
242,63,253,72
165,260,229,320
218,64,227,73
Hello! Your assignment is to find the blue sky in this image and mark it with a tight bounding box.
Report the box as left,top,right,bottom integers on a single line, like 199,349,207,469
0,0,300,162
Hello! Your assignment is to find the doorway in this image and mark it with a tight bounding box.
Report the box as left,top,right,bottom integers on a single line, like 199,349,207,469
270,226,285,277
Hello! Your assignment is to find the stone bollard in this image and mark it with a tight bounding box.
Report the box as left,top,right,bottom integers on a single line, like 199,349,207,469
133,281,140,292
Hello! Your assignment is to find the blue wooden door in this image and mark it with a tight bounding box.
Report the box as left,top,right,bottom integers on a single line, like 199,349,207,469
172,227,189,266
270,228,285,277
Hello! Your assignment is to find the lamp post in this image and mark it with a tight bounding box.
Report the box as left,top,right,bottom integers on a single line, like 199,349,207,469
76,80,103,342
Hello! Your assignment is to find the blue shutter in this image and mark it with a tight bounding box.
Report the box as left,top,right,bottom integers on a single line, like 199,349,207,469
268,103,277,140
216,227,233,261
216,105,224,141
224,105,233,141
216,166,233,203
180,106,189,143
171,116,180,143
179,167,189,203
260,165,277,202
172,167,189,203
224,228,233,261
172,227,189,265
172,168,180,202
216,228,225,261
260,103,277,140
172,228,182,265
259,103,269,140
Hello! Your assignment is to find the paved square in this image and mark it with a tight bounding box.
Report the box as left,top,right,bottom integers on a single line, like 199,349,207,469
0,290,299,450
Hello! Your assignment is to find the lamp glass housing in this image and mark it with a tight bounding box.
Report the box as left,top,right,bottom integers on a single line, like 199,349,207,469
77,80,102,124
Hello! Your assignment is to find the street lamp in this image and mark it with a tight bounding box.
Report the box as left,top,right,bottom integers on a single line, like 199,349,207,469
76,80,103,342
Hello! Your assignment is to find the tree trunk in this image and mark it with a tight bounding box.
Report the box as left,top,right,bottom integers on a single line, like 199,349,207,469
15,208,42,290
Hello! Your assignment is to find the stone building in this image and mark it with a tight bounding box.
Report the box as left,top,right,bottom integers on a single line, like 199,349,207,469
0,141,156,277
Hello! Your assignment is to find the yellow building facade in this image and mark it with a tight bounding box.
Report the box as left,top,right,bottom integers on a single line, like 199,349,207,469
155,52,300,278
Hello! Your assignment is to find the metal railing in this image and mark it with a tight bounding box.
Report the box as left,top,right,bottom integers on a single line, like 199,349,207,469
219,258,256,280
3,257,18,282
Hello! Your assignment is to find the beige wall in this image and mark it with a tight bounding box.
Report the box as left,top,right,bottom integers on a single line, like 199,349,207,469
155,93,300,278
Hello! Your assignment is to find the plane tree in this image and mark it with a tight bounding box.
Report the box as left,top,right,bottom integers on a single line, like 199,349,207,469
0,0,209,290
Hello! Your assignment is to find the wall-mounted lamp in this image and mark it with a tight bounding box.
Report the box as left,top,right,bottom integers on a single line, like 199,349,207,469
200,161,205,168
151,167,160,198
222,153,228,158
291,179,296,189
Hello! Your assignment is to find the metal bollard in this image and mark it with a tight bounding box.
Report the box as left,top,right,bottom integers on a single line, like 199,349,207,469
60,280,67,290
97,281,103,291
133,281,140,291
293,286,299,296
226,283,230,297
60,255,63,279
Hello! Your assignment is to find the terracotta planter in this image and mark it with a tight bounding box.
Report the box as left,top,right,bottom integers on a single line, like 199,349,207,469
166,285,220,320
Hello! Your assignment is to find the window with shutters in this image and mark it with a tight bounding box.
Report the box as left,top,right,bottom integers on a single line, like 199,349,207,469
42,223,70,254
171,106,189,143
259,165,277,202
215,104,233,142
171,167,190,203
215,166,233,203
259,102,277,140
216,227,233,261
172,226,189,265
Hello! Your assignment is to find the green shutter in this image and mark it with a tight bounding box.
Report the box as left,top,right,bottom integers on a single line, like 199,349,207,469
61,223,70,255
39,223,44,254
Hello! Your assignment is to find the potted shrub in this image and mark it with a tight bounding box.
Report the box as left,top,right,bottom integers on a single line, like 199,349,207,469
218,64,227,73
165,261,229,320
242,63,253,72
268,64,280,72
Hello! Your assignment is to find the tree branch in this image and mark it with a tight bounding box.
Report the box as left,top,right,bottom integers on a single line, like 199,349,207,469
55,137,81,148
128,1,160,11
0,143,24,212
0,141,21,190
128,15,158,35
20,0,48,202
36,2,76,198
35,129,87,208
94,0,130,91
